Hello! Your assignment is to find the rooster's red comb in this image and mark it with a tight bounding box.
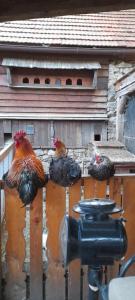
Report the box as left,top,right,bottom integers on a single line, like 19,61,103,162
13,130,26,140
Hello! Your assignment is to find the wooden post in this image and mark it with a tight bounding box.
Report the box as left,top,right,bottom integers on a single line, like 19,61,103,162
83,177,107,300
68,179,81,300
46,181,66,300
30,189,43,300
123,176,135,275
0,186,2,299
4,187,26,300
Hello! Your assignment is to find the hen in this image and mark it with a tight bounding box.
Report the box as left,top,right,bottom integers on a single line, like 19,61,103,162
88,147,115,181
49,138,81,187
3,130,48,206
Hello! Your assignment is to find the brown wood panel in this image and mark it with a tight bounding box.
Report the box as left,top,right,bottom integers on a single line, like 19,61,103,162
0,66,6,74
84,177,107,198
123,176,135,275
97,77,108,90
68,180,82,300
0,74,7,85
109,177,122,206
0,86,108,96
54,120,82,147
0,93,107,102
97,69,109,77
108,177,122,279
0,100,107,108
34,121,51,147
4,187,26,300
30,189,43,300
0,107,106,114
46,181,66,300
83,177,107,300
0,187,1,298
0,121,4,148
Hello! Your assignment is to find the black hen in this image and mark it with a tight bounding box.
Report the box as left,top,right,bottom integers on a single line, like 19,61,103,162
88,151,115,181
49,138,81,187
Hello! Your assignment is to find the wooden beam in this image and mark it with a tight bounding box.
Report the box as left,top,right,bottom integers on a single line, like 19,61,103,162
0,0,135,22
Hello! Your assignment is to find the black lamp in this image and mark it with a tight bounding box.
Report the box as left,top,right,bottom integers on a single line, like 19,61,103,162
60,198,127,300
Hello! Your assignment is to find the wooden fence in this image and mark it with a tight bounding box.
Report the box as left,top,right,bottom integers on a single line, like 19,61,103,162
0,145,135,299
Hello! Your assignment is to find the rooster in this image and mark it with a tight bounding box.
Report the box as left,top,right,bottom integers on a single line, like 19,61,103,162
88,147,115,181
3,130,48,206
49,138,81,187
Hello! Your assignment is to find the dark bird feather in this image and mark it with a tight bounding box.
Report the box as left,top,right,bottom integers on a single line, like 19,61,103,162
49,156,81,187
2,130,48,206
88,155,115,181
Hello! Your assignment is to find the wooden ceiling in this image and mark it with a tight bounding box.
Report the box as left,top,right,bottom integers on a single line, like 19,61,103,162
0,0,135,22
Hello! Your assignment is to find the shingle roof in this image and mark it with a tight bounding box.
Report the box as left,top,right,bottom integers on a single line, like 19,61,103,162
0,10,135,48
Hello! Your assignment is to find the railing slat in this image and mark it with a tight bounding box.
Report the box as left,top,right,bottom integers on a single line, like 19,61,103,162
4,187,26,300
30,189,43,300
68,179,81,300
83,177,107,300
46,181,66,300
83,177,107,199
108,177,123,280
0,186,2,299
123,176,135,275
109,177,122,206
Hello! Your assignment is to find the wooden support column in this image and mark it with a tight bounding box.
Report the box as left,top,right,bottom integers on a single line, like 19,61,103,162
4,187,26,300
30,189,43,300
46,181,66,300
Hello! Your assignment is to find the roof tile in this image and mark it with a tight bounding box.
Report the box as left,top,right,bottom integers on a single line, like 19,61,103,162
0,10,135,48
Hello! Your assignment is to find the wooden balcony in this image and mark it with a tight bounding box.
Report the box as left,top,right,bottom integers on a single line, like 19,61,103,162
0,142,135,299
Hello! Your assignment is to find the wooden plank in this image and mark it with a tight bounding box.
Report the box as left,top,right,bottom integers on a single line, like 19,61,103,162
109,177,122,206
0,74,8,86
0,107,106,114
0,66,6,74
0,86,108,96
0,186,2,299
12,120,19,136
97,77,108,90
83,177,107,300
34,121,50,148
46,181,66,300
0,100,107,109
30,189,43,300
108,177,122,279
3,120,12,133
0,93,107,103
84,177,107,198
68,180,81,300
54,120,82,148
4,186,26,300
123,176,135,275
0,121,4,149
97,69,109,77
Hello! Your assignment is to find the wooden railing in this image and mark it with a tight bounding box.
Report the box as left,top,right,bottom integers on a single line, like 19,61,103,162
0,141,14,297
0,141,14,221
0,146,135,299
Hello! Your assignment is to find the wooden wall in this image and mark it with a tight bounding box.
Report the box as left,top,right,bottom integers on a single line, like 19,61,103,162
0,58,108,117
1,119,107,148
0,55,109,148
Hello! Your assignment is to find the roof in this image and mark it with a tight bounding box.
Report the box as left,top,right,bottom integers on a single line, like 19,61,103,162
2,58,101,69
0,10,135,48
93,141,135,164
